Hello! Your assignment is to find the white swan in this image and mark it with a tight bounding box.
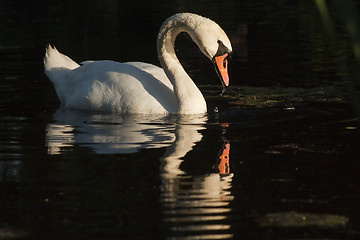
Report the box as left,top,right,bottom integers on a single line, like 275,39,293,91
44,13,232,114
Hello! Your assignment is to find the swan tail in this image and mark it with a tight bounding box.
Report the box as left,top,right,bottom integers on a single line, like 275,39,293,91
44,44,81,104
43,44,80,71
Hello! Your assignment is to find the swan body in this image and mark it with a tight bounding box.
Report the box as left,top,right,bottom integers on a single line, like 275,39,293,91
44,13,232,114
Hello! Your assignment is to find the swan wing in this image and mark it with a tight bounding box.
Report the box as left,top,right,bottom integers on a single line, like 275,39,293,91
126,62,174,90
47,59,177,114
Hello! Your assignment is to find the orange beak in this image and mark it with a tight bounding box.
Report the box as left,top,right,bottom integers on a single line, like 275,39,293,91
213,53,229,95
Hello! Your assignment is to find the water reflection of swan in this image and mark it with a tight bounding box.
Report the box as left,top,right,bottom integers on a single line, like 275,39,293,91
44,13,232,114
160,125,234,238
46,108,184,154
46,109,234,238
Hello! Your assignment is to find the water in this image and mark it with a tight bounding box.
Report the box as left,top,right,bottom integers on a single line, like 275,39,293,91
1,0,360,239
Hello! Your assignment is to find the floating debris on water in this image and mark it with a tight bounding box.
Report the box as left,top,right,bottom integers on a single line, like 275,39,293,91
256,211,349,228
202,85,349,109
0,228,30,239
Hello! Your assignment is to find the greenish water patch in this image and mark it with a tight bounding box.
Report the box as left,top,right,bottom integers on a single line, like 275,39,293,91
203,84,349,109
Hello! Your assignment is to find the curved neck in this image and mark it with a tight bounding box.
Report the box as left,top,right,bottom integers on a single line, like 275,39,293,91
157,16,206,114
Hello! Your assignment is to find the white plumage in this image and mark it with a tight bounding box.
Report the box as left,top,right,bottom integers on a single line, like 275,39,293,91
44,13,232,114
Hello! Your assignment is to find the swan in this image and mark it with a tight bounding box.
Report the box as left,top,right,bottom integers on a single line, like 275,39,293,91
44,13,232,114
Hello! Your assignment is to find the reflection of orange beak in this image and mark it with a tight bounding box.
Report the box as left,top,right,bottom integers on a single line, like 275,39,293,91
218,142,230,175
213,53,229,95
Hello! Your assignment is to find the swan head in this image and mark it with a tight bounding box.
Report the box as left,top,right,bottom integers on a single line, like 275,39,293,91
186,14,233,94
158,13,233,95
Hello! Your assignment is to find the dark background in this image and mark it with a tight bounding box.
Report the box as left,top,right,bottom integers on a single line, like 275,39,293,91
1,1,360,239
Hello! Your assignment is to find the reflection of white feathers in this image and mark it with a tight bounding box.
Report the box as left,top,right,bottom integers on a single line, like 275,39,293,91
157,117,234,238
46,124,75,155
46,108,185,154
45,108,234,237
161,124,205,176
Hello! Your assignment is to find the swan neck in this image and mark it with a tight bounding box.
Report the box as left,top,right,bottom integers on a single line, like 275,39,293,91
157,16,206,114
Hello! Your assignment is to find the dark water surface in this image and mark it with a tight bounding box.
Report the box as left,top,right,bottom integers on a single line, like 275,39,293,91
1,0,360,239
